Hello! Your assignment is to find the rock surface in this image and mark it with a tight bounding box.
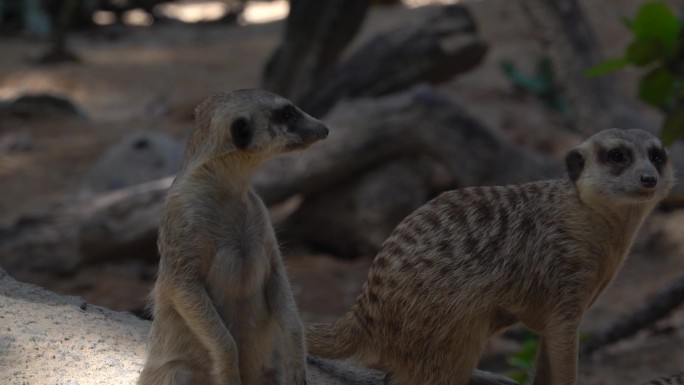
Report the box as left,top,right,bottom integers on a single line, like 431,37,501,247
83,131,182,193
0,268,381,385
0,267,148,385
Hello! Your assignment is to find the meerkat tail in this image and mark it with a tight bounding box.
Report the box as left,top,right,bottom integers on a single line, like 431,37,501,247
306,316,360,359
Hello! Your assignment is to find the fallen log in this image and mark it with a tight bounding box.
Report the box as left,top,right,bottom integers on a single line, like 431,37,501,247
0,177,173,272
580,272,684,356
0,4,493,270
279,86,562,256
0,86,562,270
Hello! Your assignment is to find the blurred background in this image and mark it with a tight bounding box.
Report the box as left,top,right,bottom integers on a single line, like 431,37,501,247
0,0,683,383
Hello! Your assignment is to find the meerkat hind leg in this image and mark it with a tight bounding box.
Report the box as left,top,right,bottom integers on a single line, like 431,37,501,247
138,359,215,385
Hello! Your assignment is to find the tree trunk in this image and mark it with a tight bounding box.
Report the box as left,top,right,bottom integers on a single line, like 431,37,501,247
262,0,371,103
518,0,641,135
299,4,488,117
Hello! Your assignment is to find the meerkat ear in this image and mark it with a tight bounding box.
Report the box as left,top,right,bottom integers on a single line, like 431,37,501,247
231,118,252,149
565,148,585,182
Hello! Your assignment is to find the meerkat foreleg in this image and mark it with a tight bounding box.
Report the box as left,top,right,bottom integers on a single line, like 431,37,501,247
171,282,243,385
285,312,307,385
532,338,552,385
265,261,307,385
533,322,580,385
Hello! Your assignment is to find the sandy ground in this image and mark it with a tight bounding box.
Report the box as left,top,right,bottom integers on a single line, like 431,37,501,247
1,0,683,383
0,268,382,385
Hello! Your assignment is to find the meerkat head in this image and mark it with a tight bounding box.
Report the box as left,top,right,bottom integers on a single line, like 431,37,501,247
182,89,329,168
565,128,673,207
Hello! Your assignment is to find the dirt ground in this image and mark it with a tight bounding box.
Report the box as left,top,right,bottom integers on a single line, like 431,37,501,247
1,0,683,384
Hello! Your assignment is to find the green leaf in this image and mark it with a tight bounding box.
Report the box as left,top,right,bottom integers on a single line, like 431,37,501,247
662,106,684,145
631,2,680,56
639,67,675,107
672,79,684,100
507,356,534,370
585,58,630,77
579,332,593,343
626,38,669,66
507,370,528,384
536,57,554,83
621,16,636,32
500,60,550,94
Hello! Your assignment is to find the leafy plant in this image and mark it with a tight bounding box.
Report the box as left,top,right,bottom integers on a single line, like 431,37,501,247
505,332,594,384
586,1,684,145
506,331,539,385
501,57,568,115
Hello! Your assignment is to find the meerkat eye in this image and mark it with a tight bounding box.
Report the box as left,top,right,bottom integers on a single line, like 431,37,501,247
607,148,627,163
282,107,294,120
231,117,252,149
649,148,666,165
272,105,301,127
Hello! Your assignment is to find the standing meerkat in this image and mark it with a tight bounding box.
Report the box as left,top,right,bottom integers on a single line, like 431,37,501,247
307,128,673,385
138,89,329,385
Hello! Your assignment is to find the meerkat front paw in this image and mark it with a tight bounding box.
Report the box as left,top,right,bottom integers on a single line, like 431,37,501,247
294,370,307,385
212,366,243,385
469,370,519,385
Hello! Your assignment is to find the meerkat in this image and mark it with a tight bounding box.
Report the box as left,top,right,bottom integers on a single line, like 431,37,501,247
306,128,673,385
137,89,329,385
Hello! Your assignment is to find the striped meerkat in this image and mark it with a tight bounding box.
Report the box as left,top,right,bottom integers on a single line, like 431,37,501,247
307,128,673,385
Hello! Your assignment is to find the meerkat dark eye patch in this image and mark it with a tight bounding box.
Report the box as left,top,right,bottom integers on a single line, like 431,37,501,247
648,147,667,173
598,146,632,175
606,148,630,163
231,117,252,149
565,149,584,182
271,105,302,129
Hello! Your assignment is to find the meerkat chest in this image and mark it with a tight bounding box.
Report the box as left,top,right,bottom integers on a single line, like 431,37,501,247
206,198,275,301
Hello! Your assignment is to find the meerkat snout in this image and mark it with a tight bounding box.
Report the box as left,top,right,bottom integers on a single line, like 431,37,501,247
269,103,329,150
640,174,657,188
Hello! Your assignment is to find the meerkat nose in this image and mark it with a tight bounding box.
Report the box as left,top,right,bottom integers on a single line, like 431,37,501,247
640,175,657,188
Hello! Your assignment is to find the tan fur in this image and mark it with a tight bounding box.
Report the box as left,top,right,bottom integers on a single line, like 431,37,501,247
307,129,674,385
138,89,329,385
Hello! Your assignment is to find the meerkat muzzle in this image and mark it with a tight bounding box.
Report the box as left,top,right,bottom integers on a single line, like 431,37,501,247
640,174,657,188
